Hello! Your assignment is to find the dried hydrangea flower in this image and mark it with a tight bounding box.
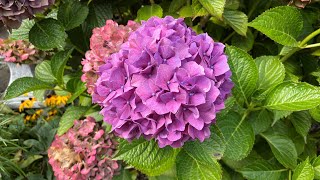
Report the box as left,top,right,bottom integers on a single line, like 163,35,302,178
0,39,47,64
0,0,55,38
81,20,139,94
287,0,311,8
48,117,119,180
92,16,233,148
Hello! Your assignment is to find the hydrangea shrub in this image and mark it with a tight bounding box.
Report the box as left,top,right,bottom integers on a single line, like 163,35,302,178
92,16,233,148
48,117,119,180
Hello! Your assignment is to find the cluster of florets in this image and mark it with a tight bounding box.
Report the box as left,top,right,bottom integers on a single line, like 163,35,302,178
92,16,233,148
81,20,139,94
0,39,47,64
0,0,55,38
48,117,119,180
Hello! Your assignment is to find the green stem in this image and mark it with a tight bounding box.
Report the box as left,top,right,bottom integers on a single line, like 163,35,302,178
280,28,320,62
288,170,292,180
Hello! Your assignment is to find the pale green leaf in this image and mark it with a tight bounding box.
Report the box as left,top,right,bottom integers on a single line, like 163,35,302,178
57,0,89,30
289,111,312,138
198,0,225,19
137,4,163,21
176,149,222,180
29,18,67,50
239,159,287,180
217,111,254,160
192,0,209,17
35,61,56,84
10,19,35,40
223,9,248,36
255,56,285,91
260,133,297,169
226,46,258,105
179,6,193,17
272,110,293,126
249,6,303,46
309,106,320,122
265,82,320,111
114,139,178,176
57,106,89,136
51,49,73,85
4,77,52,100
293,158,314,180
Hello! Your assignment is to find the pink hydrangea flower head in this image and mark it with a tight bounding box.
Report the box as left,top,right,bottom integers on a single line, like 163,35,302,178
81,20,140,94
0,39,47,64
92,16,233,148
48,117,119,180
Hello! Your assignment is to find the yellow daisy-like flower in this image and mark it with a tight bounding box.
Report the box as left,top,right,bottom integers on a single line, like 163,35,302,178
19,97,36,112
45,95,71,107
46,109,58,121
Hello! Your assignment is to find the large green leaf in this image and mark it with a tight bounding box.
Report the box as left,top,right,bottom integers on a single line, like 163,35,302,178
200,125,226,160
239,159,287,180
249,6,303,46
10,19,35,40
198,0,225,19
192,0,209,17
29,18,67,50
312,156,320,179
289,111,312,138
265,82,320,111
4,77,52,100
57,0,89,30
114,139,178,176
255,56,285,91
51,49,73,85
248,109,273,135
168,0,187,13
260,133,297,169
35,61,56,84
231,29,254,52
137,4,163,21
309,106,320,122
217,111,254,160
223,10,248,36
226,46,258,105
176,148,222,180
293,158,314,180
57,106,89,135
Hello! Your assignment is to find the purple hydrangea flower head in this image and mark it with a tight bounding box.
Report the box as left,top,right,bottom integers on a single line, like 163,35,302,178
92,16,233,148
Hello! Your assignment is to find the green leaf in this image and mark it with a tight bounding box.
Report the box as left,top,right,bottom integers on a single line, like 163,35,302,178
264,82,320,111
260,133,297,169
200,125,226,160
114,139,178,176
255,56,285,91
248,109,273,135
192,0,209,17
51,49,73,85
176,149,222,180
231,29,254,52
309,106,320,122
67,81,86,103
223,10,248,36
137,4,163,21
57,106,89,135
113,168,133,180
217,111,254,160
4,77,52,100
225,0,239,10
312,156,320,179
293,158,314,180
29,18,67,50
198,0,225,19
289,111,312,138
10,19,35,40
179,6,193,17
226,46,258,105
19,155,43,169
272,110,293,126
169,0,187,13
239,159,287,180
249,6,303,46
57,0,89,30
35,61,56,84
85,0,112,30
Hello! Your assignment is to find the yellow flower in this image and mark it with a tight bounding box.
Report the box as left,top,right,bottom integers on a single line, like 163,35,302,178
19,97,36,112
46,109,58,121
44,94,71,107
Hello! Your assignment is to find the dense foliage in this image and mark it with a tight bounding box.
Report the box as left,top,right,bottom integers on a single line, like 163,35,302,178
1,0,320,179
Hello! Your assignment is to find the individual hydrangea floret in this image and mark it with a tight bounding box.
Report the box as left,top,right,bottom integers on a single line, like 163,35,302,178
0,39,47,64
92,16,233,148
48,117,119,180
81,20,139,94
0,0,55,38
